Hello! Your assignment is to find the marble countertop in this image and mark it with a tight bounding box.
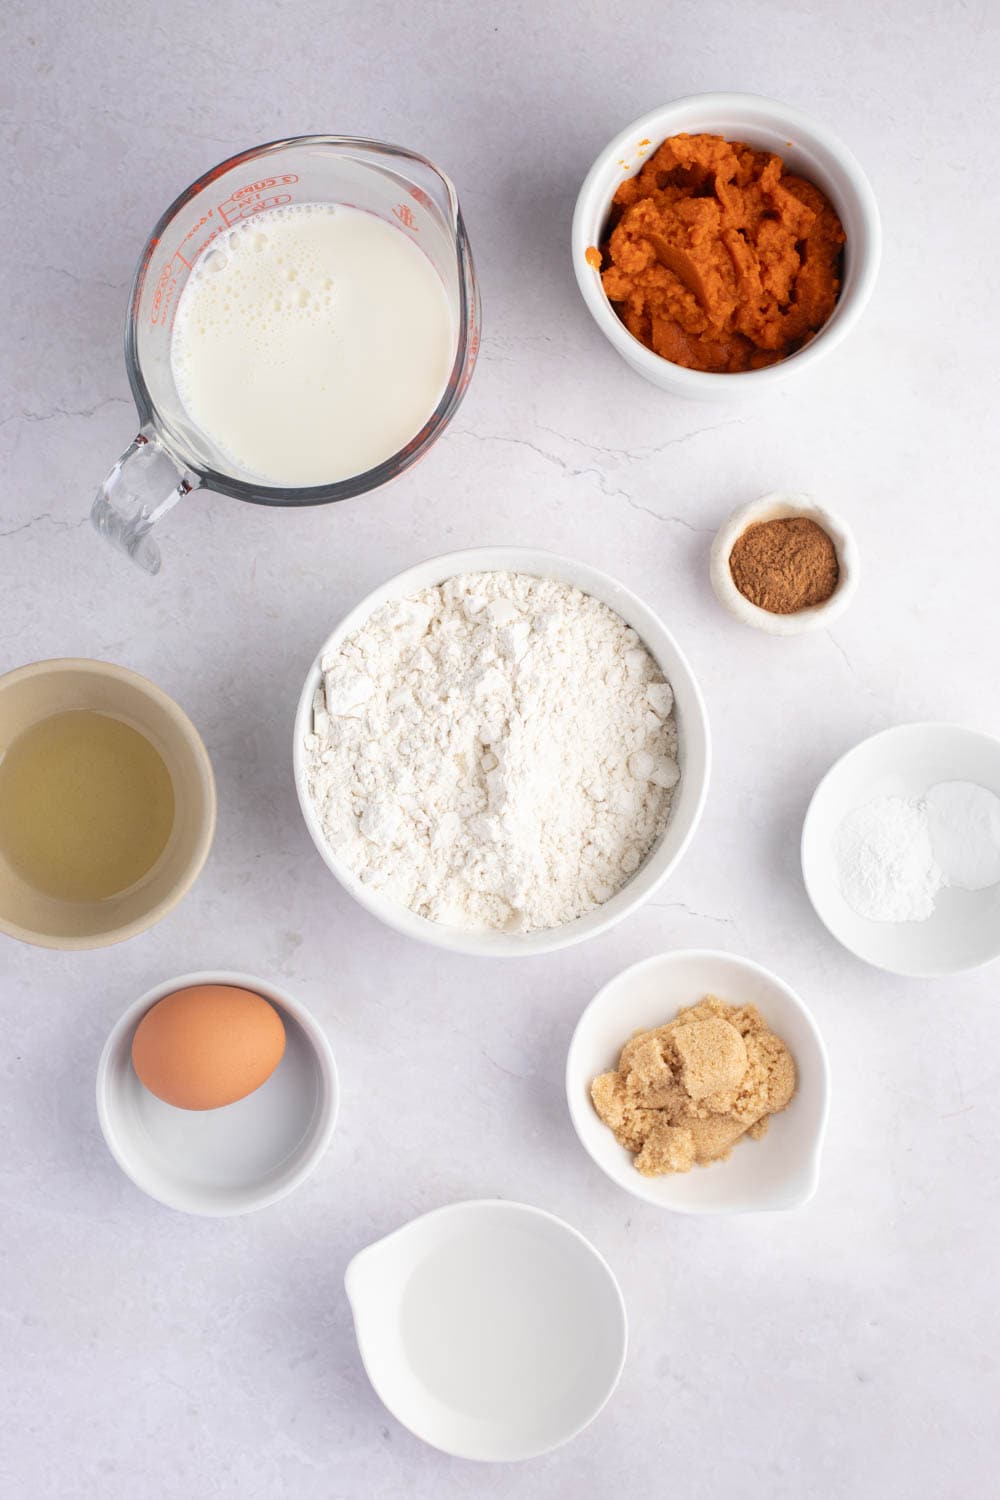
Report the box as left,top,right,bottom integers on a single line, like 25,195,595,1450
2,2,999,1496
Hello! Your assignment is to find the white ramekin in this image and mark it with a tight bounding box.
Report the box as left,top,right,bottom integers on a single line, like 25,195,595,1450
709,492,859,635
97,971,339,1216
293,547,711,958
802,725,1000,977
572,94,881,400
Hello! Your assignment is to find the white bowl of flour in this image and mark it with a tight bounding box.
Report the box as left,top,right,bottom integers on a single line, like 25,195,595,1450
293,548,710,956
802,723,1000,976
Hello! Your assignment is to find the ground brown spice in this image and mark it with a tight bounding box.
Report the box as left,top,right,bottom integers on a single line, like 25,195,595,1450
729,515,839,614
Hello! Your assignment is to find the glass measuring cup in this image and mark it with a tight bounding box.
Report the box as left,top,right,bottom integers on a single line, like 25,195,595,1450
92,136,481,574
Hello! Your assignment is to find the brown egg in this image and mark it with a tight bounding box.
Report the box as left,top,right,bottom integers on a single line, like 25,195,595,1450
131,984,286,1110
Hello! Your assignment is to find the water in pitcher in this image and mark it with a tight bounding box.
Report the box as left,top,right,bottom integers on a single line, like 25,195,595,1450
169,203,455,486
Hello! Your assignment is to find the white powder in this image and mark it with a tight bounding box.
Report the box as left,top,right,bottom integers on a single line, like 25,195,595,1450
925,781,1000,890
303,571,680,931
834,797,942,923
834,781,1000,923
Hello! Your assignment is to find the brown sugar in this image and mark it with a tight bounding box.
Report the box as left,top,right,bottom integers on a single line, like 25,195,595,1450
590,995,796,1176
598,133,845,373
729,515,840,614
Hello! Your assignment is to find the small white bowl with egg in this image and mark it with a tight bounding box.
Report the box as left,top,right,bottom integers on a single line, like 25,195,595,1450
566,950,830,1214
293,547,711,957
96,971,339,1216
802,723,1000,976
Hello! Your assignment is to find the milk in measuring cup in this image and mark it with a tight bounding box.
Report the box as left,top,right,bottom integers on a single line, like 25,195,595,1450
170,204,454,486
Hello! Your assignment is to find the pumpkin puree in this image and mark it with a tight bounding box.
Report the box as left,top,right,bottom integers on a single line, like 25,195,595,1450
598,134,846,373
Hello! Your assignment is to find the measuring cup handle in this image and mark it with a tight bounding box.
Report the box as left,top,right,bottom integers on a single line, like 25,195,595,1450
90,427,197,575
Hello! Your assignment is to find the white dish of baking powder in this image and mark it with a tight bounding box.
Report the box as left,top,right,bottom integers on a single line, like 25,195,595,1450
802,722,1000,976
834,782,1000,923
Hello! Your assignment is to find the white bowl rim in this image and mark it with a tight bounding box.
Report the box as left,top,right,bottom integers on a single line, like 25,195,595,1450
344,1197,629,1461
572,91,882,393
566,947,831,1214
293,545,711,957
801,721,1000,976
709,492,860,635
96,969,340,1216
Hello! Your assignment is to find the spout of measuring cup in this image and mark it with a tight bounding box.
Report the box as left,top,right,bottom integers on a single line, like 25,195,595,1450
91,428,195,575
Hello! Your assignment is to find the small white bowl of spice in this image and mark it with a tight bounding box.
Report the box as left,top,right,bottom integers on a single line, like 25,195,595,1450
710,492,859,634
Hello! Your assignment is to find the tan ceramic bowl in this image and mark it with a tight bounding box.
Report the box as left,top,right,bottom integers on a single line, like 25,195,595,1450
0,659,215,949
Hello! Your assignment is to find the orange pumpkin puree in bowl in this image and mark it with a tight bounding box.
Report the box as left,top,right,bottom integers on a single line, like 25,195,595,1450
597,133,846,373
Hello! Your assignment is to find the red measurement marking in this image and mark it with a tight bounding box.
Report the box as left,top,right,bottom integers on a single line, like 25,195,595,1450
218,189,293,226
231,173,298,200
150,212,227,326
150,257,181,326
458,331,480,393
223,192,293,223
175,210,214,260
217,176,298,226
392,203,418,230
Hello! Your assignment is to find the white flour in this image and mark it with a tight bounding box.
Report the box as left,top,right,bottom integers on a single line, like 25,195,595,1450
835,781,1000,923
304,572,680,931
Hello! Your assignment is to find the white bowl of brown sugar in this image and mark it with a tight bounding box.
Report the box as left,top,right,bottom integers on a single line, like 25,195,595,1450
566,949,830,1214
709,492,859,635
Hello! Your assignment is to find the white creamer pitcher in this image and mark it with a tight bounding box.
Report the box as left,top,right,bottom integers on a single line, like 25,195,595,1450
344,1199,628,1461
